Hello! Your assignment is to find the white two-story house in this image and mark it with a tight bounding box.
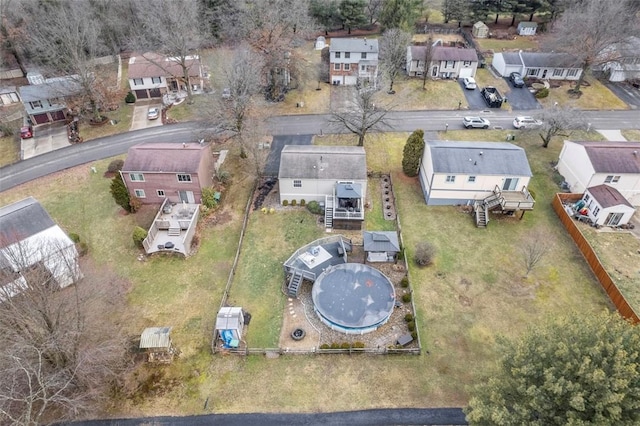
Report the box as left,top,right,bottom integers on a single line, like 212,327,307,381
329,38,379,87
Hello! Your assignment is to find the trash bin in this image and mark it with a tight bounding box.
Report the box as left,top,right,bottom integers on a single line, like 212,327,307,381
506,134,515,141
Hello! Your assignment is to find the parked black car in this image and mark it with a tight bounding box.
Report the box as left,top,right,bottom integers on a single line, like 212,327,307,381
509,72,525,88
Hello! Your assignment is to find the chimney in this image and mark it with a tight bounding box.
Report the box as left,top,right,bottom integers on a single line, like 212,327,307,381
183,143,186,148
479,151,483,156
364,37,367,44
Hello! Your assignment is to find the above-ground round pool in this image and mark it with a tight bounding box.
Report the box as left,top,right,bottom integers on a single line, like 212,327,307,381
311,263,395,334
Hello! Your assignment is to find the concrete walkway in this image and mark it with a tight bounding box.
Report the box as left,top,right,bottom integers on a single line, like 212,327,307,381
597,129,627,141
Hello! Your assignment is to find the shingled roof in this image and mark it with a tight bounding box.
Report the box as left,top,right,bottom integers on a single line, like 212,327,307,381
330,38,379,54
363,231,400,253
499,51,579,68
587,184,633,208
122,143,208,173
278,145,366,180
0,197,55,247
128,53,201,79
427,141,532,176
576,141,640,174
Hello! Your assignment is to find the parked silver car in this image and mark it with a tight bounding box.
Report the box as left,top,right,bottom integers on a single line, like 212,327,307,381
513,116,543,129
462,77,477,90
463,116,490,129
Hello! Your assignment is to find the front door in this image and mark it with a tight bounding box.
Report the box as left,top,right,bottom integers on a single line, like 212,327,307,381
179,191,195,203
502,178,519,191
605,212,623,226
542,69,548,79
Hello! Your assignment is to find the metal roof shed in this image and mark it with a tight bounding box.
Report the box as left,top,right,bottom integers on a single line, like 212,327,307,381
140,327,172,350
215,307,245,347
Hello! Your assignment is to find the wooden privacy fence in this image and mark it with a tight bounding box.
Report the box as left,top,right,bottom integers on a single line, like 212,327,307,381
552,193,639,323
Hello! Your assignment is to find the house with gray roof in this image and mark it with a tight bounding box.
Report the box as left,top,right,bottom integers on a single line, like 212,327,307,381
329,37,378,86
18,74,82,124
492,51,582,81
0,197,80,300
578,184,635,227
599,36,640,83
278,145,367,230
363,231,400,262
419,141,535,227
558,140,640,206
406,45,478,79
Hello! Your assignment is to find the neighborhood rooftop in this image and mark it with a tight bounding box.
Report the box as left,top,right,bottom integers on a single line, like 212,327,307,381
427,141,532,176
575,141,640,173
128,52,201,79
363,231,400,252
19,77,82,102
499,51,579,68
431,46,478,62
329,37,378,52
0,197,56,247
122,142,208,173
588,184,633,208
278,145,366,180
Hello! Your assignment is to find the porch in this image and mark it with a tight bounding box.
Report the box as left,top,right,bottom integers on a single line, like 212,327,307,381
142,198,200,256
474,185,535,228
324,183,364,230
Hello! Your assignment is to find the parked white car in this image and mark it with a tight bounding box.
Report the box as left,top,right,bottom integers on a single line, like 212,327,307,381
463,116,490,129
513,116,543,129
462,77,477,90
147,107,160,120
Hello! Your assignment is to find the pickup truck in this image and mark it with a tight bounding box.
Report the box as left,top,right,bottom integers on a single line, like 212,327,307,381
481,86,504,108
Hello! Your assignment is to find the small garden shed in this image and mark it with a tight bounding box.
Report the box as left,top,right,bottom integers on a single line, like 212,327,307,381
315,36,326,50
580,185,635,227
214,307,245,348
363,231,400,263
472,21,489,38
517,21,538,36
139,327,175,363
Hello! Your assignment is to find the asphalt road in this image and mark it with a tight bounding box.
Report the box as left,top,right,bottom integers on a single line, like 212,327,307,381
2,110,640,192
67,407,468,426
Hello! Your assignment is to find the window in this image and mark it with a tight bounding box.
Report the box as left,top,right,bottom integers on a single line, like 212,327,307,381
152,77,161,83
345,52,350,59
334,63,341,70
604,175,621,183
335,52,341,58
583,194,590,203
468,176,476,183
445,61,454,68
361,52,366,59
463,61,471,66
567,69,579,77
293,180,302,188
177,174,192,182
30,100,43,109
553,69,564,77
593,206,600,216
344,63,351,71
445,175,456,183
129,173,145,182
133,78,143,86
134,189,146,198
527,68,538,76
157,190,165,197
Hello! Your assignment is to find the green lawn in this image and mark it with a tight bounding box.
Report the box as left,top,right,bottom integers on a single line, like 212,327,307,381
475,36,539,52
537,76,629,110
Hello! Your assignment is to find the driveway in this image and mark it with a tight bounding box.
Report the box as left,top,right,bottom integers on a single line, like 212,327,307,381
458,80,488,110
263,134,314,177
130,101,164,131
604,81,640,109
21,122,70,160
502,80,541,111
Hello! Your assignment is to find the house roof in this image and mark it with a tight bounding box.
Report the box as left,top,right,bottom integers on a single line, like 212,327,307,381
122,142,209,173
139,327,172,349
426,141,532,176
0,197,56,247
330,38,379,53
574,141,640,174
278,145,366,180
336,182,362,198
215,307,244,331
587,184,633,209
498,52,579,68
363,231,400,252
18,77,82,102
128,52,202,79
431,46,478,62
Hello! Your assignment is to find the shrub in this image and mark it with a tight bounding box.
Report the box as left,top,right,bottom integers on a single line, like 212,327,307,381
407,320,416,331
217,170,231,184
201,187,218,209
320,344,330,350
330,342,340,349
404,313,414,322
352,341,365,349
282,199,289,206
300,199,306,206
107,159,124,173
125,91,136,103
402,129,425,177
0,123,14,137
68,232,81,243
307,200,323,214
414,241,436,267
535,87,549,98
110,173,131,212
402,293,412,303
291,199,297,206
400,276,409,288
411,331,418,340
340,342,351,349
132,226,148,248
129,196,142,213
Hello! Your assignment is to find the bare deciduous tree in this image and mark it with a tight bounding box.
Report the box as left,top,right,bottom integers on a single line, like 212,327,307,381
545,0,640,93
379,28,412,93
330,87,394,146
533,106,586,148
520,232,550,276
365,0,384,25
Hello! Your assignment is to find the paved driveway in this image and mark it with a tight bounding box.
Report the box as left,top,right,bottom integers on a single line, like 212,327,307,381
458,80,488,110
21,122,70,160
604,81,640,109
263,134,314,177
502,80,541,111
130,102,164,131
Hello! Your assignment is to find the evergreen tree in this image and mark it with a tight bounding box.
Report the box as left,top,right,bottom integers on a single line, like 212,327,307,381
402,129,425,177
466,311,640,425
110,173,131,212
379,0,422,31
339,0,367,34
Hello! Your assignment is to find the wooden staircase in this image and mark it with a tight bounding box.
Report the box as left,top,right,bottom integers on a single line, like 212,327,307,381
474,201,489,228
324,195,334,230
287,269,304,298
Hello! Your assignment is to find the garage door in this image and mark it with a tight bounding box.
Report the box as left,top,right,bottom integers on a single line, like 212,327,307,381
50,110,66,121
344,76,358,85
149,88,162,98
135,89,149,99
32,113,50,124
459,68,473,78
